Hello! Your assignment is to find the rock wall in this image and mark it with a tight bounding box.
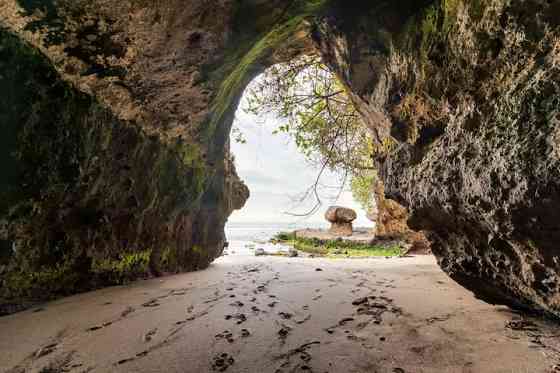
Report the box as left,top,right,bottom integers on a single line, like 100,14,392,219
368,181,430,255
0,0,253,310
312,0,560,318
0,0,317,310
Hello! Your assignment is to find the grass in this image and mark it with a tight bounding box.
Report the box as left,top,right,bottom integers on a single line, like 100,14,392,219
271,232,404,258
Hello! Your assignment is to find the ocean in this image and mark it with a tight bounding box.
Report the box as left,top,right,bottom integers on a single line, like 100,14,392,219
224,221,329,256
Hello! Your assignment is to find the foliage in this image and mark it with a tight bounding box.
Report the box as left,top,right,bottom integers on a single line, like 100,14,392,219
272,232,403,258
244,55,374,174
231,125,247,144
272,231,296,242
350,171,377,212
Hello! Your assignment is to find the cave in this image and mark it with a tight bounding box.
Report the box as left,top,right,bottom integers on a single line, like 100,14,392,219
1,0,560,371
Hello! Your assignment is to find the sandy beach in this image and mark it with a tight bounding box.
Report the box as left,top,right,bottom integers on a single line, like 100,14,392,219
1,255,558,373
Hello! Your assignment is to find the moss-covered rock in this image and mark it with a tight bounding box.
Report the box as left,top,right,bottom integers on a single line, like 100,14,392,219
312,0,560,318
0,28,246,312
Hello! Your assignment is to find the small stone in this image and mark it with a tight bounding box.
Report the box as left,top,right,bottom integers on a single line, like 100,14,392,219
287,248,298,257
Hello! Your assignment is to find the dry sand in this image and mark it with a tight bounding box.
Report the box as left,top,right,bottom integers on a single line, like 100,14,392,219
1,255,558,373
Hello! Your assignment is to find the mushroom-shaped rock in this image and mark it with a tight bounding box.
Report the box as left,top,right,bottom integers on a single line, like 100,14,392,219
325,206,357,236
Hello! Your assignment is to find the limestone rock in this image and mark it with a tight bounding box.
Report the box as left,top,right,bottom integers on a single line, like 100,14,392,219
312,1,560,317
325,206,357,236
372,181,409,238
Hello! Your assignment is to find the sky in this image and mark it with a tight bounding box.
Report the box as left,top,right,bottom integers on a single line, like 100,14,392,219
228,94,373,227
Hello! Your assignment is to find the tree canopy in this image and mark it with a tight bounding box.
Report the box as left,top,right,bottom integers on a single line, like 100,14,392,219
236,55,377,212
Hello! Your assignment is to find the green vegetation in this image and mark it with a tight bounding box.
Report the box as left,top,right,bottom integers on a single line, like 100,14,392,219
3,250,151,301
92,250,151,285
272,232,404,258
241,55,377,214
244,55,374,174
350,172,377,211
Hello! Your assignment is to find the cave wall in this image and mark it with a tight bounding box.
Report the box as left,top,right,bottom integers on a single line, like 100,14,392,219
0,0,321,310
0,28,250,312
0,0,254,310
312,0,560,318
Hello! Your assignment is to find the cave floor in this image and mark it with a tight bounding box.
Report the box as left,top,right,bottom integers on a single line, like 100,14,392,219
1,255,558,373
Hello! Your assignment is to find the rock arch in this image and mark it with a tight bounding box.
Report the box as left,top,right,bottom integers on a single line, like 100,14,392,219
1,0,560,320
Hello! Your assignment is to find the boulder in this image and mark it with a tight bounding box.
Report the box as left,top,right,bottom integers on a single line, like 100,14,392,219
325,206,357,236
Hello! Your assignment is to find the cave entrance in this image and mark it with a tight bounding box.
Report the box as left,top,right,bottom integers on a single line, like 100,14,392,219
222,56,379,258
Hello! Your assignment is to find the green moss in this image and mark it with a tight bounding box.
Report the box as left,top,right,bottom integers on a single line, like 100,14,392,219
159,247,179,271
177,142,207,199
92,250,151,285
3,255,87,299
0,29,215,306
206,0,331,138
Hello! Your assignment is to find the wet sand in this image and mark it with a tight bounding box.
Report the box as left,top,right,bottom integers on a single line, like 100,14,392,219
1,255,558,373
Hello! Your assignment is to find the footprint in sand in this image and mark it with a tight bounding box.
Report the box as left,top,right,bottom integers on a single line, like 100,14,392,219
141,299,160,308
224,313,247,324
295,315,311,324
338,317,354,326
211,353,235,372
277,325,292,342
142,328,157,343
86,321,112,332
121,306,135,317
278,312,293,320
215,330,234,343
35,343,58,359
